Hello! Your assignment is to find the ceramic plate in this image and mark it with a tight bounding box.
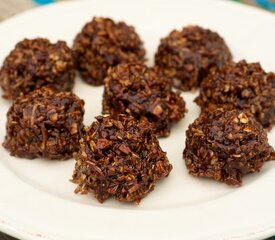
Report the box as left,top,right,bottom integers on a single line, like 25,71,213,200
0,0,274,239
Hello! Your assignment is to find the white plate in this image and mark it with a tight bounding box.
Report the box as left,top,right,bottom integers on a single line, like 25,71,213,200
0,0,274,239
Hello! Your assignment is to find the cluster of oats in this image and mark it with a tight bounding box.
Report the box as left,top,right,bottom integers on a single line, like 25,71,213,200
73,17,145,85
102,63,187,137
183,108,274,186
155,25,232,90
195,60,275,130
0,38,75,100
3,86,85,160
72,115,172,204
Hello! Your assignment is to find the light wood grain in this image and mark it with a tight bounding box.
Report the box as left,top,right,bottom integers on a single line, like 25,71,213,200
0,0,34,21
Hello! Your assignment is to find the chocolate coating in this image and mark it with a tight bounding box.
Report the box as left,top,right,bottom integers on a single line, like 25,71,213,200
73,17,145,85
183,108,274,186
3,87,85,160
102,63,187,137
155,25,232,90
72,115,172,204
195,60,275,130
0,38,75,100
